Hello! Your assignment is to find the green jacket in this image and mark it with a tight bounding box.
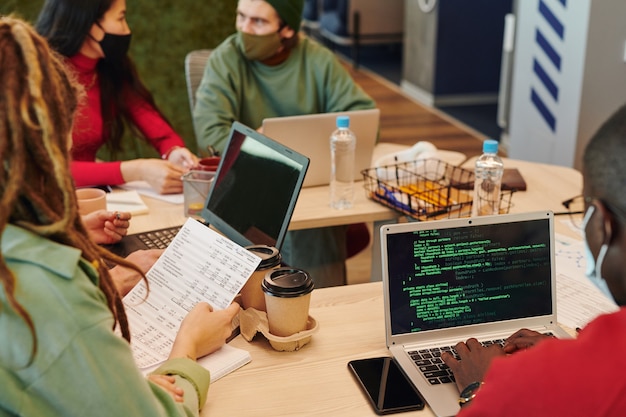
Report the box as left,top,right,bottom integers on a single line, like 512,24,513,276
0,225,210,416
193,33,376,155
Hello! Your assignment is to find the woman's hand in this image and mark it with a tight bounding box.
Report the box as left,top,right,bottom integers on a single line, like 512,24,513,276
167,146,198,170
121,159,185,194
169,302,240,361
109,249,164,296
147,374,184,403
83,210,131,244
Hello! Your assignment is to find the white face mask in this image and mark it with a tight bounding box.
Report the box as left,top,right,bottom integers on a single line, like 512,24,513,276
582,205,615,302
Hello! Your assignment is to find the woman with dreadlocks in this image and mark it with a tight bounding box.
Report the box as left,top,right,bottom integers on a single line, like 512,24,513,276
0,16,239,416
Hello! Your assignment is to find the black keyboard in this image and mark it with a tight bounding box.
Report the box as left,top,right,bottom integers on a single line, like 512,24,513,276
409,333,553,385
408,339,506,385
135,226,181,249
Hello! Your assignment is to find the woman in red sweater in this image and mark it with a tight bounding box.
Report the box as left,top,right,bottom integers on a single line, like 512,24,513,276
36,0,197,194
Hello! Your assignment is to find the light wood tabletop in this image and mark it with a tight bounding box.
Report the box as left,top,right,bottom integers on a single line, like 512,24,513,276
126,145,468,234
200,281,425,417
196,158,582,416
123,151,583,416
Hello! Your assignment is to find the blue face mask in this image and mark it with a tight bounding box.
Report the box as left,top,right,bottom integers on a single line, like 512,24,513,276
582,206,615,302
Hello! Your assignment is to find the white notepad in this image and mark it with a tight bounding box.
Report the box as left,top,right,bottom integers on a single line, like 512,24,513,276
142,343,251,383
120,180,184,204
106,190,149,215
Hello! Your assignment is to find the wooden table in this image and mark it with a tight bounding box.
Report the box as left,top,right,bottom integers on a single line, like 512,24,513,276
127,145,467,234
122,153,582,416
201,281,416,417
196,157,583,416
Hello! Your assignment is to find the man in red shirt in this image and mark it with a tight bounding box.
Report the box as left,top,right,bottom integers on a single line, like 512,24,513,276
441,104,626,416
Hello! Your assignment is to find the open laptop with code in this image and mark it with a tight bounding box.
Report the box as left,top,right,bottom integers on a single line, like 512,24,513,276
379,211,571,417
104,121,309,257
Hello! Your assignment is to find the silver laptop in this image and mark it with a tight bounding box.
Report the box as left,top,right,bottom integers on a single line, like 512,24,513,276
262,108,380,187
380,211,571,417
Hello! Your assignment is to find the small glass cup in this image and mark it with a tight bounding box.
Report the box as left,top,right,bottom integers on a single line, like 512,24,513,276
182,170,215,219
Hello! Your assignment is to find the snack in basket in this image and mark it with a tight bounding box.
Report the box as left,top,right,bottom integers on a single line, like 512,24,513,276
400,180,451,207
363,159,480,220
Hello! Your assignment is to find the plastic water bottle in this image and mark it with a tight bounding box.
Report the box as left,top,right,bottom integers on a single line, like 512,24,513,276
330,115,356,209
472,139,504,216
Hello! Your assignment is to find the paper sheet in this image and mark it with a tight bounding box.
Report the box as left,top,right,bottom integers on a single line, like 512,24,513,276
120,180,184,204
554,233,618,330
123,218,261,368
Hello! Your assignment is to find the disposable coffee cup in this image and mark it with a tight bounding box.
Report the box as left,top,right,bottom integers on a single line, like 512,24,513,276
262,267,314,337
241,245,282,311
76,188,107,215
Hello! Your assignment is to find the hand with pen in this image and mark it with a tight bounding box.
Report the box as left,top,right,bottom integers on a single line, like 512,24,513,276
83,210,132,244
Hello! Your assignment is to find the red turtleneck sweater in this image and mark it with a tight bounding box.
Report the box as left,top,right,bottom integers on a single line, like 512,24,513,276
68,53,184,186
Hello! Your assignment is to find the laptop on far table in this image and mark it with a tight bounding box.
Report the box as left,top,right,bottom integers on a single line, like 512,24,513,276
379,211,571,417
262,108,380,187
103,121,309,257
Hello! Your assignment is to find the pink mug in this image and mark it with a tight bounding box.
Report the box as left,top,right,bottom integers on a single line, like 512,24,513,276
76,188,107,215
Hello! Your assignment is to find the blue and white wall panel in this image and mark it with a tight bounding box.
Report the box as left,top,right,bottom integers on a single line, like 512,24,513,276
507,0,626,169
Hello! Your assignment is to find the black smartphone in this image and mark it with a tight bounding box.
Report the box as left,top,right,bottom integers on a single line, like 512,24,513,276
348,356,425,415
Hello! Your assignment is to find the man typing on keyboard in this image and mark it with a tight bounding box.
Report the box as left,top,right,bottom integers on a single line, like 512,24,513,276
440,104,626,416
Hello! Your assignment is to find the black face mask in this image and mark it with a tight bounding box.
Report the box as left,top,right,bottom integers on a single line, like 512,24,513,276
95,23,132,63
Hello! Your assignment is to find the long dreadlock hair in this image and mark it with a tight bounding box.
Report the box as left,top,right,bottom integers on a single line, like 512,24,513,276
0,15,144,363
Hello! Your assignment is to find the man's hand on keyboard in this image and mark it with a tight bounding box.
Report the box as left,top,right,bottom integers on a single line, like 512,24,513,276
441,338,505,393
503,328,554,354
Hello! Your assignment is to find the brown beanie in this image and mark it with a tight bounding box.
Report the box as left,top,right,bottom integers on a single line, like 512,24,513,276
265,0,304,31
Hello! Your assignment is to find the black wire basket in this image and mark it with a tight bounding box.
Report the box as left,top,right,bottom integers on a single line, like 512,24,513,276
361,159,514,221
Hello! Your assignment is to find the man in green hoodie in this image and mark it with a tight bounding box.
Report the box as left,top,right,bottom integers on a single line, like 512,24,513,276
194,0,376,287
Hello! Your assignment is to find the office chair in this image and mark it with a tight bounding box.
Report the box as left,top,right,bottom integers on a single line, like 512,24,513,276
184,49,212,117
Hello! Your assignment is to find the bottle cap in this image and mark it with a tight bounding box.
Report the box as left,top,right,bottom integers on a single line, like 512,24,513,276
336,116,350,128
483,139,499,154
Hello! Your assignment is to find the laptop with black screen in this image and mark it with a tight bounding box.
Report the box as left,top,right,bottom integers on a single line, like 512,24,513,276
104,122,309,257
379,211,571,417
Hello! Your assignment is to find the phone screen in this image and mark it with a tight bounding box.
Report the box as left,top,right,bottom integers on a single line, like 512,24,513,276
348,357,425,415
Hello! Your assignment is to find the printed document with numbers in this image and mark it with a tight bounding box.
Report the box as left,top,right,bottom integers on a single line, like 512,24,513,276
123,218,261,368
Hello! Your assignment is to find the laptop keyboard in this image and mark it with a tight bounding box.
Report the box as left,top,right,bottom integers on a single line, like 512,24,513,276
408,334,553,385
136,226,181,249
